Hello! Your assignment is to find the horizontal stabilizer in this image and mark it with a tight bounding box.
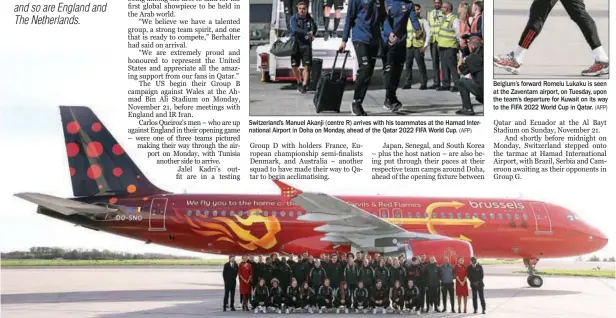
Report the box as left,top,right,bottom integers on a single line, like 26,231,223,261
14,192,118,216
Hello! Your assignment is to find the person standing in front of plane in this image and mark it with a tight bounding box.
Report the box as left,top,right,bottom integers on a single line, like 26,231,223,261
344,255,360,294
468,257,486,314
424,256,442,313
358,258,376,291
381,0,421,111
278,257,293,293
374,259,391,291
309,259,327,290
223,255,238,311
439,256,455,313
263,257,275,288
389,258,407,291
326,253,343,291
238,255,253,311
339,0,382,116
455,256,469,313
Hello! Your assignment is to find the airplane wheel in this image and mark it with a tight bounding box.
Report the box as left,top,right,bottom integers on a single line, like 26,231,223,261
528,275,543,288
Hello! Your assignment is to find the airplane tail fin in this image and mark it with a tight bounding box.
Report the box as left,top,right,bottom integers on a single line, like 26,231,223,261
60,106,167,197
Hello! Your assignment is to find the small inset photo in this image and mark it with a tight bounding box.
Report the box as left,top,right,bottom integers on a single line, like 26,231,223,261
250,0,485,116
493,0,609,79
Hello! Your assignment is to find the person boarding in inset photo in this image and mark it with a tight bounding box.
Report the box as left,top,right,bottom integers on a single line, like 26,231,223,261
287,2,317,93
456,35,483,115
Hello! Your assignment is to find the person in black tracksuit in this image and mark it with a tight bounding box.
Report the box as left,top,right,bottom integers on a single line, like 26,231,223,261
222,256,238,311
250,256,263,289
345,258,360,294
286,278,302,312
424,256,442,313
389,259,407,289
269,278,285,312
374,260,391,291
406,257,425,311
390,280,405,312
289,2,318,93
292,255,307,285
326,254,343,289
253,278,269,313
405,279,421,312
309,260,327,289
371,280,390,313
353,281,370,312
494,0,608,76
317,279,335,312
335,281,352,312
339,0,382,116
262,257,274,287
381,0,421,111
358,259,375,291
278,258,293,292
300,281,316,312
468,257,486,314
419,255,429,311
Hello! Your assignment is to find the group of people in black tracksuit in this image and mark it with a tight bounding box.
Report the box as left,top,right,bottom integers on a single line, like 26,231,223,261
224,251,487,314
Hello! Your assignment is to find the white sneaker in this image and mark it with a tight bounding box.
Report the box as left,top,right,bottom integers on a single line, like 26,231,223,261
277,309,282,314
373,309,377,314
262,307,267,313
345,308,349,314
255,308,259,314
382,308,387,314
309,308,314,314
286,308,290,314
336,308,340,314
319,309,323,314
417,309,421,316
356,309,360,313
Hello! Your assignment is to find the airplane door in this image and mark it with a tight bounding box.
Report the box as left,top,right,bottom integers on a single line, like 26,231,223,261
149,197,168,231
530,202,552,234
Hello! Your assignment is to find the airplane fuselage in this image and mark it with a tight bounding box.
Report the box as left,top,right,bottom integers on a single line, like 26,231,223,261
42,193,604,259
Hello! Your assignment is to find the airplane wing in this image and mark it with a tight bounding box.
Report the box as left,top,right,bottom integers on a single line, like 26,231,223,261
14,192,119,216
273,181,452,252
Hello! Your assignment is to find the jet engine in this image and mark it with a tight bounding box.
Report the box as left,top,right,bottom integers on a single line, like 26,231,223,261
282,236,351,256
405,239,474,265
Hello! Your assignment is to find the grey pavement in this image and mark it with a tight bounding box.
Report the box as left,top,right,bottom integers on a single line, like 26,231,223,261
2,264,615,317
493,0,609,79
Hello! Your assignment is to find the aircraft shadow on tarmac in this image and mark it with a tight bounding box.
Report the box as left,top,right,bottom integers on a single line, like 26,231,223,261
0,288,579,306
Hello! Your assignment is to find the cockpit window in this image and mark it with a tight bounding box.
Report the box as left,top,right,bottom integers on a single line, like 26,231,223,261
566,215,575,221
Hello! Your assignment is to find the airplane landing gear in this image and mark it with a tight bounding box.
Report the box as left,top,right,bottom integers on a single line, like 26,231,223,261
524,258,543,288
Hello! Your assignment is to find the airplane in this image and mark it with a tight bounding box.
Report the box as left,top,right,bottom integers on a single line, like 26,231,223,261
15,106,608,288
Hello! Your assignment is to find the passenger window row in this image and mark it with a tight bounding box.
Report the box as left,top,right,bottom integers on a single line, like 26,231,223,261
384,210,529,221
185,209,305,218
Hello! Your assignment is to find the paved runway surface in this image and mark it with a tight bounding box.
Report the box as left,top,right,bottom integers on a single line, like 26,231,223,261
493,0,609,79
2,263,615,318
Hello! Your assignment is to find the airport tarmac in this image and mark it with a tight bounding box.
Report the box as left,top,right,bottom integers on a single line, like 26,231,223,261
2,264,615,318
493,0,609,79
249,50,483,117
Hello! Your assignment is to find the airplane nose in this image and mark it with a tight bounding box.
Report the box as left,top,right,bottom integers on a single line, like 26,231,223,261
588,228,608,250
